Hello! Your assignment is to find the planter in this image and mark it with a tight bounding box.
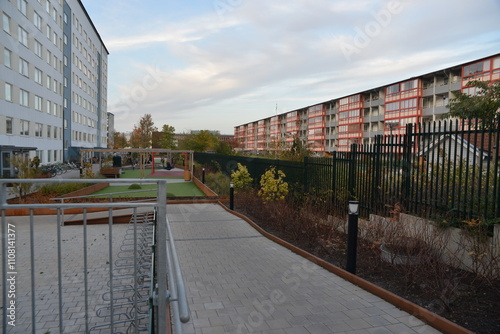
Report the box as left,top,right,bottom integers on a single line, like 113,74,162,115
380,242,423,266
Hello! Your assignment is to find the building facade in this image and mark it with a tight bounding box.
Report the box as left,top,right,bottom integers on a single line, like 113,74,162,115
235,53,500,155
0,0,108,177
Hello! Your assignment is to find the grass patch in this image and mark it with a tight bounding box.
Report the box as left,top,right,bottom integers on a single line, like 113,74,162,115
91,182,205,198
119,169,183,179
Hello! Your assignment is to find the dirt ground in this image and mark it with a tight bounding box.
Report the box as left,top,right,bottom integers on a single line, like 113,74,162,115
237,207,500,334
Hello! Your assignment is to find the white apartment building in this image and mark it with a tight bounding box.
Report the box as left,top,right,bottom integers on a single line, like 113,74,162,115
0,0,108,177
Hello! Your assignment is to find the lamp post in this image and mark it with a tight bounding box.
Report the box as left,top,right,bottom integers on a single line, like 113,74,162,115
346,200,359,274
229,182,234,210
202,167,205,184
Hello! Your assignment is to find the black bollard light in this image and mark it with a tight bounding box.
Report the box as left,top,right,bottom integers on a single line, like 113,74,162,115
229,182,234,210
346,200,359,275
202,168,205,184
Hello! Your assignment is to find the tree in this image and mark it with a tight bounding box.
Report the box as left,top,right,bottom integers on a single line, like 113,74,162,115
159,124,176,149
215,141,233,155
443,80,500,127
281,138,312,161
113,131,128,149
178,130,219,152
131,114,157,148
129,127,142,148
9,156,38,202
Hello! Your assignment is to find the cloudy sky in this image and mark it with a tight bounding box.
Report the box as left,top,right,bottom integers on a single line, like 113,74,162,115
81,0,500,135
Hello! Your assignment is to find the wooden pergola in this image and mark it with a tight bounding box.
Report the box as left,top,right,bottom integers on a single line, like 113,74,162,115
80,148,194,179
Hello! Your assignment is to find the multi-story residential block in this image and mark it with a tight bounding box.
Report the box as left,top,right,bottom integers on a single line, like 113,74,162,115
0,0,108,177
235,53,500,155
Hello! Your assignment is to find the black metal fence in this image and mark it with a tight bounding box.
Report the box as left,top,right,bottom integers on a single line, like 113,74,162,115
195,120,500,224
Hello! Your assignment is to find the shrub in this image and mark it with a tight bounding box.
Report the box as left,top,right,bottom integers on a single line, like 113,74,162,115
40,183,92,196
230,163,253,191
258,166,289,202
205,171,230,197
128,183,142,190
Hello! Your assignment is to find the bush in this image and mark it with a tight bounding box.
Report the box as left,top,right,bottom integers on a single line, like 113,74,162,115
230,163,253,191
40,183,92,196
128,183,142,190
258,166,289,202
205,171,230,197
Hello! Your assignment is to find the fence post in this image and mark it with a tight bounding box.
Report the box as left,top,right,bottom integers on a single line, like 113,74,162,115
402,124,413,205
372,136,382,213
349,143,357,200
303,156,308,193
331,152,337,207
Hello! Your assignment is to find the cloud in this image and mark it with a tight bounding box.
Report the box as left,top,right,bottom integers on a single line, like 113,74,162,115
104,0,500,133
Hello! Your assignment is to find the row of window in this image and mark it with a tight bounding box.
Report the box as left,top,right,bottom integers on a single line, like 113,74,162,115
72,129,96,143
3,48,64,95
3,82,62,117
3,116,61,138
72,110,96,128
35,148,63,164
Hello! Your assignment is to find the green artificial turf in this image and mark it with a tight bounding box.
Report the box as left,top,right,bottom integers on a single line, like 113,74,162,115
91,182,205,198
119,169,183,179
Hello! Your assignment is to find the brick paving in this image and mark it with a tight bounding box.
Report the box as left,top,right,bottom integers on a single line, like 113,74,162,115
169,203,443,334
0,213,137,333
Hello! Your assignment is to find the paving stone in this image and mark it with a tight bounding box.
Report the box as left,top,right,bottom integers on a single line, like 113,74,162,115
171,204,444,334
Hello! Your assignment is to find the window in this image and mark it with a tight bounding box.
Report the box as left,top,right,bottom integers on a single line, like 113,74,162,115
19,58,29,76
35,123,42,137
20,89,29,106
46,75,51,89
35,95,42,111
34,68,42,84
46,1,50,14
63,12,67,24
6,117,13,134
18,26,28,47
21,120,29,136
387,84,400,95
46,25,51,40
4,83,12,101
18,0,28,16
3,48,11,68
2,13,10,34
33,12,42,30
63,33,67,45
46,100,51,114
47,125,51,137
34,39,43,57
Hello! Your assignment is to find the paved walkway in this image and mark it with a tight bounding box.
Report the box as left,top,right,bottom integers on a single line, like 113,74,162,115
169,203,442,334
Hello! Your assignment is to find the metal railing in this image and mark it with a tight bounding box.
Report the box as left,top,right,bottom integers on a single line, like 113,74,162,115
0,178,190,334
195,119,500,223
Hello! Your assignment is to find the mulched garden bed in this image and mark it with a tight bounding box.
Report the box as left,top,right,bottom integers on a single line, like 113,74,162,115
235,204,500,334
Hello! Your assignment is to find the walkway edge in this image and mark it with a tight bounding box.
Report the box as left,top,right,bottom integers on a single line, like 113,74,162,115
217,201,473,334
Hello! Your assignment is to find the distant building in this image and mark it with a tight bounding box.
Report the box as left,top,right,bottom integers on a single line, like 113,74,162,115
235,53,500,155
0,0,108,177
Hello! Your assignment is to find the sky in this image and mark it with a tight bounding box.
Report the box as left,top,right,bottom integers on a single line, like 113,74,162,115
81,0,500,135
